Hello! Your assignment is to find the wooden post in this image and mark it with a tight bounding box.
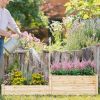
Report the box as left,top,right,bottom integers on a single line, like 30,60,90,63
95,45,100,87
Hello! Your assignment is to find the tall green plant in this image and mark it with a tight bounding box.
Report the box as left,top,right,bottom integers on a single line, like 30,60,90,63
63,25,99,51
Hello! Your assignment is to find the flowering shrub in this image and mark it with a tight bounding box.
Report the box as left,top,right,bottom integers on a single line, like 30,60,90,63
18,31,45,52
30,73,47,85
10,69,27,85
20,31,40,49
5,69,47,85
51,60,96,75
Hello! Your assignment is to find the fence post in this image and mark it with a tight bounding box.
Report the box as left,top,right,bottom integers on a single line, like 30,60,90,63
95,45,100,87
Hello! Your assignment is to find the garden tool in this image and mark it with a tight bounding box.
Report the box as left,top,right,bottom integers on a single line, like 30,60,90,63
3,35,20,54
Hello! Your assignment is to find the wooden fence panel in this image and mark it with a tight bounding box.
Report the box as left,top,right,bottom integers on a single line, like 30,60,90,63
4,45,100,87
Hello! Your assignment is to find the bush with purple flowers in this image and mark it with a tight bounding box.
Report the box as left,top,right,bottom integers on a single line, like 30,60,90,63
51,60,96,75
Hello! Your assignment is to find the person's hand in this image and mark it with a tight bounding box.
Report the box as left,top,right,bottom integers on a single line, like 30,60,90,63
5,32,12,38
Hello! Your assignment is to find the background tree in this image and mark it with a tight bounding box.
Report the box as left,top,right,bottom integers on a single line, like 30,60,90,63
64,0,100,19
7,0,46,29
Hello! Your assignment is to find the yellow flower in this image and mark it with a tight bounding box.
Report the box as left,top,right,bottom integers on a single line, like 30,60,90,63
83,14,89,19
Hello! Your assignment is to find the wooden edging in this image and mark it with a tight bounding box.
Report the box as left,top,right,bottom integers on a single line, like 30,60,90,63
1,75,98,95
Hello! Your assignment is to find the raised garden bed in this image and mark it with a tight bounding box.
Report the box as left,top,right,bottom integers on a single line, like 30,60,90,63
50,75,98,95
1,74,98,95
2,46,100,95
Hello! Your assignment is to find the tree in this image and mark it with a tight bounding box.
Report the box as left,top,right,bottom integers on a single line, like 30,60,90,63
7,0,45,29
64,0,100,19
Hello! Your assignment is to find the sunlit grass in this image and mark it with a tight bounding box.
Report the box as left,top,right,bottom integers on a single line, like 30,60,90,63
0,95,100,100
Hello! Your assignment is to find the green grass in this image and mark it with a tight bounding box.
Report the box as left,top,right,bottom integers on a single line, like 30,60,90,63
0,95,100,100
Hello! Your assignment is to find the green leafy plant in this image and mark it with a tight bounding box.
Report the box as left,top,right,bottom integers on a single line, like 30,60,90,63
5,56,20,74
30,73,47,85
62,20,99,51
44,21,64,51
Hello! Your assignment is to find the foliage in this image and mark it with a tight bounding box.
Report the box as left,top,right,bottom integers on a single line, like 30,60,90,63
63,30,87,51
40,1,65,18
5,56,20,74
45,21,64,51
64,0,100,19
30,73,47,85
45,19,99,51
3,95,100,100
32,42,46,52
10,69,27,85
63,0,100,51
51,60,95,75
19,31,45,52
5,67,47,85
63,28,99,51
64,18,100,50
95,29,100,40
7,0,47,29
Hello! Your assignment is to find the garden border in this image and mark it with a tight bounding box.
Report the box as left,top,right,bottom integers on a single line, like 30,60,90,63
2,75,98,95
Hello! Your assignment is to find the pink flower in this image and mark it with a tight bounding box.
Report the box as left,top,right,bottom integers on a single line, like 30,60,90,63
33,37,40,42
51,62,61,71
90,61,96,68
51,60,95,71
67,62,73,70
62,61,72,70
28,33,33,41
79,61,86,69
73,60,80,69
22,31,29,37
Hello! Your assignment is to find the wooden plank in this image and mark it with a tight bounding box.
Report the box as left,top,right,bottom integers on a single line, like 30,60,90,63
51,51,61,64
60,51,71,62
40,51,49,80
2,85,50,95
95,46,100,87
82,47,93,61
51,90,97,95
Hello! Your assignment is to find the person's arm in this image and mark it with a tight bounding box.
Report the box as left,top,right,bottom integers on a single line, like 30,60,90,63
0,28,11,38
7,10,21,35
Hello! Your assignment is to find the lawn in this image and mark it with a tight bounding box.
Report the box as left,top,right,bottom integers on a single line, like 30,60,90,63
0,95,100,100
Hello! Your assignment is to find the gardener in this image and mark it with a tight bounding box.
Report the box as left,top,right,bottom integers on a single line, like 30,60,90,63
0,0,21,79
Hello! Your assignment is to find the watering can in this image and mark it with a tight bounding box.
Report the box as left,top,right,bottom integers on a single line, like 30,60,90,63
4,36,20,54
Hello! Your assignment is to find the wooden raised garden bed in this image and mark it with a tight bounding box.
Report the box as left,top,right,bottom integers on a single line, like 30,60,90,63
50,75,98,95
2,45,100,95
1,75,98,95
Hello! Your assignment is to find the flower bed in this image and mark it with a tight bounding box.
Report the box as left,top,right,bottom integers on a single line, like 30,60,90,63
51,60,95,75
1,75,98,95
2,60,98,95
50,60,98,95
2,70,49,95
